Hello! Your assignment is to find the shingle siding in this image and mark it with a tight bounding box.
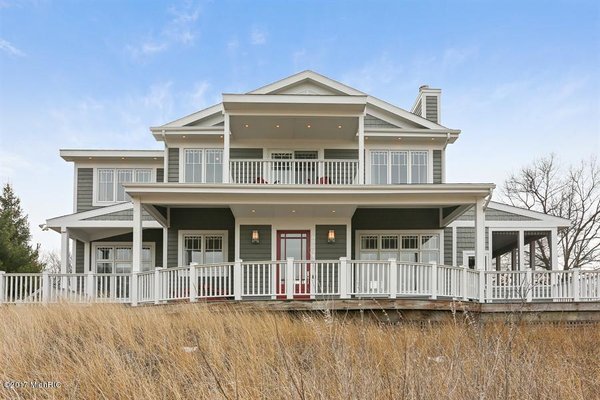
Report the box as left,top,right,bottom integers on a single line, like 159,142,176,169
364,114,399,128
433,150,442,183
168,148,179,182
76,168,94,212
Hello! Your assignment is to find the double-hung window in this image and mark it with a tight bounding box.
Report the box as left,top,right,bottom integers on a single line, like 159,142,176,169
97,168,153,203
184,149,223,183
369,150,429,184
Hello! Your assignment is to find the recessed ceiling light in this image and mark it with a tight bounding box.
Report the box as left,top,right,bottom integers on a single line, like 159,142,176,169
431,138,435,140
292,210,296,213
251,209,256,213
121,157,125,160
397,137,402,140
307,124,311,128
338,125,342,129
182,135,186,139
220,135,223,139
244,124,249,128
332,210,336,213
365,137,368,140
275,124,280,128
153,157,157,160
88,157,92,160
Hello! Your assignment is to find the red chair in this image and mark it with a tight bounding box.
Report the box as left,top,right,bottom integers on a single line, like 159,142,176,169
318,176,331,184
254,177,268,184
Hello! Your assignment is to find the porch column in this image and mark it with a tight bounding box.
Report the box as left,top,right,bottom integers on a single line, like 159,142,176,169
132,198,142,273
60,227,70,274
474,198,485,270
162,227,168,268
222,112,230,183
358,114,365,184
550,228,559,270
518,230,525,271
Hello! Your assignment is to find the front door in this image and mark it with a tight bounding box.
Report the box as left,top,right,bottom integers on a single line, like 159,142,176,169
277,230,311,298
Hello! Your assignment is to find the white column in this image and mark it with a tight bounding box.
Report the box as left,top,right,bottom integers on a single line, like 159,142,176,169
132,198,143,273
60,227,70,274
189,263,198,302
286,257,295,300
357,114,365,184
222,112,230,183
474,198,485,271
233,260,242,300
518,230,525,271
550,228,558,270
162,227,168,268
430,261,438,300
339,257,349,299
389,258,397,299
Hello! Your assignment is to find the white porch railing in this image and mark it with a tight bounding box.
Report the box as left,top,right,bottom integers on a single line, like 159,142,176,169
230,159,358,185
0,263,599,306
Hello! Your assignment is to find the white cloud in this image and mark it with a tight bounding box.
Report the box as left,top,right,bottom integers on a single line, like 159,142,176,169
0,38,25,57
250,27,267,45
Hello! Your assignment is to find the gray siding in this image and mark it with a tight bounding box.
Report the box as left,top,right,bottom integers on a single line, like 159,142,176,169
156,168,164,183
457,206,537,222
76,168,94,212
75,240,85,273
324,149,358,159
364,114,398,128
168,148,179,183
84,209,154,221
315,225,347,260
425,96,438,123
230,148,263,159
455,227,489,265
444,227,453,265
239,225,272,261
167,208,235,267
433,150,442,184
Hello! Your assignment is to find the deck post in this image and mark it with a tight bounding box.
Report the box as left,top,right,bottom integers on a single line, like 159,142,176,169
479,270,486,303
526,268,533,302
462,266,468,301
60,227,69,290
388,259,397,299
339,257,349,299
572,268,580,302
286,257,295,300
130,272,138,306
234,260,242,300
42,270,50,304
189,263,198,302
430,262,438,300
0,271,5,303
154,267,163,304
86,271,95,301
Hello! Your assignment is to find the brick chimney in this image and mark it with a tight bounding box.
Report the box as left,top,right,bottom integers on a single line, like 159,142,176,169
411,85,441,124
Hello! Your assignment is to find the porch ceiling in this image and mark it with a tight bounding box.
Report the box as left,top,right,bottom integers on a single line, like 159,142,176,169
230,204,357,218
230,115,358,140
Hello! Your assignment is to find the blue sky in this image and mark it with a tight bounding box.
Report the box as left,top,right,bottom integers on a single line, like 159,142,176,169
0,0,599,252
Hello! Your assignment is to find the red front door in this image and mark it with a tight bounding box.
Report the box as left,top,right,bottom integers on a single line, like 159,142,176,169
277,230,311,299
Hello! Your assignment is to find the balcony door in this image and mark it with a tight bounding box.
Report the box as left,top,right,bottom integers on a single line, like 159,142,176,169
269,150,318,184
277,230,311,298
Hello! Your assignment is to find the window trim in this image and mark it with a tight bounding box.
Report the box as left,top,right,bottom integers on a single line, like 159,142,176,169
91,242,155,273
180,148,224,183
177,230,229,266
93,167,155,206
367,149,433,184
355,230,444,264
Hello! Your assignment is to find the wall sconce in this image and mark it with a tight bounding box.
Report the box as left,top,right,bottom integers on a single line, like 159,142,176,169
251,230,260,244
327,229,336,244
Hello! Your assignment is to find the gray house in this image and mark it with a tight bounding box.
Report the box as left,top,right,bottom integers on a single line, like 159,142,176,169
40,71,574,304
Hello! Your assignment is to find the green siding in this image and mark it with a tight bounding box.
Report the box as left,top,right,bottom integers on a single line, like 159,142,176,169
239,225,272,261
84,209,154,221
433,150,442,183
156,168,164,183
75,240,85,273
425,96,438,123
76,168,94,212
168,148,179,182
324,149,358,159
443,227,453,265
167,208,235,267
230,148,263,159
315,225,347,260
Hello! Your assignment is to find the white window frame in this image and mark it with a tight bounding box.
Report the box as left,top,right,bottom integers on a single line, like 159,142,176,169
180,148,224,184
91,242,155,273
93,167,155,206
367,149,433,184
177,230,229,266
355,230,444,264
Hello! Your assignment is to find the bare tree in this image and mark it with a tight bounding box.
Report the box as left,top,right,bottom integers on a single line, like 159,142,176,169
502,154,600,270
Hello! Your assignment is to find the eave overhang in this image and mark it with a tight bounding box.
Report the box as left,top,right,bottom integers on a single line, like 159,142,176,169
60,149,164,162
222,94,368,116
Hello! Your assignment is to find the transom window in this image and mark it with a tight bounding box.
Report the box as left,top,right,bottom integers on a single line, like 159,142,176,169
184,149,223,183
359,233,440,263
95,244,153,273
97,168,153,203
182,234,225,265
370,150,429,184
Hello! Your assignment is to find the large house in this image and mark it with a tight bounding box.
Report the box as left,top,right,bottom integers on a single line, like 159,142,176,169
36,70,579,305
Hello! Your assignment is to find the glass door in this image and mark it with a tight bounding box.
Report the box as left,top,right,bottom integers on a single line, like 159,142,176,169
277,230,311,298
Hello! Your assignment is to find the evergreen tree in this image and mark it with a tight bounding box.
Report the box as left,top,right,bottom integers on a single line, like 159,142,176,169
0,183,42,272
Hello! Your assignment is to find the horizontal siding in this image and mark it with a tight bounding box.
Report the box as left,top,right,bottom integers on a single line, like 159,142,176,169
84,209,154,221
315,225,347,260
364,114,398,128
230,148,263,159
239,225,272,261
457,206,537,221
168,148,179,183
75,240,84,273
444,227,452,265
433,150,442,184
77,168,94,212
324,149,358,159
456,227,489,265
425,96,438,123
156,168,164,183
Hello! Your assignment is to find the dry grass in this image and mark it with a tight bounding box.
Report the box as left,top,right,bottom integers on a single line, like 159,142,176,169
0,304,599,399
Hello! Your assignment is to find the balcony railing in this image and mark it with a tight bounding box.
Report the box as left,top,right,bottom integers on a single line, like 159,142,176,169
1,262,599,306
230,159,358,185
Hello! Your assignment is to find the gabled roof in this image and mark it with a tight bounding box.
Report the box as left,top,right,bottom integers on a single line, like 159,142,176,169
487,201,572,227
150,70,457,134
